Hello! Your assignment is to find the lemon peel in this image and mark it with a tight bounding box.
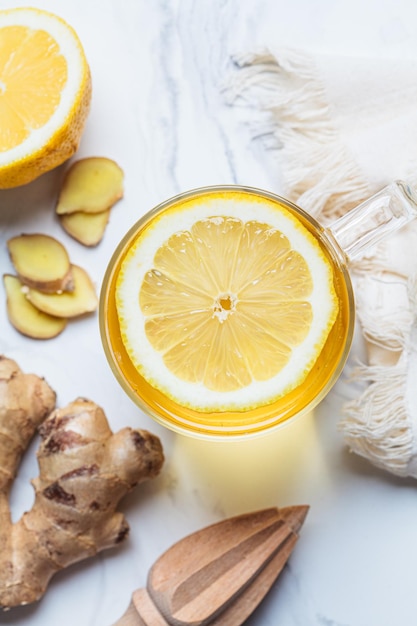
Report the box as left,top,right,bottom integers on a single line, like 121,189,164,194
0,7,91,188
116,191,339,412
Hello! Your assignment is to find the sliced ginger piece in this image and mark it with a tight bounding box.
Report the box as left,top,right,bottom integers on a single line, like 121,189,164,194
3,274,67,339
7,233,74,293
59,209,111,247
25,265,98,318
56,157,124,215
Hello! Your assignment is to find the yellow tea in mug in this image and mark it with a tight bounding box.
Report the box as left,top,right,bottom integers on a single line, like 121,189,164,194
100,187,353,438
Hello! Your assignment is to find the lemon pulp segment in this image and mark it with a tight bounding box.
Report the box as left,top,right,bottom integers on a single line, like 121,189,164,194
0,26,68,152
116,192,339,411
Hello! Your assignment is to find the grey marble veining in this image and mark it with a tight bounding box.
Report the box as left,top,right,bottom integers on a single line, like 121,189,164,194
1,1,417,625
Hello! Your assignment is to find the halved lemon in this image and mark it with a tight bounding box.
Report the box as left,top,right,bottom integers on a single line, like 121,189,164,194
116,190,339,412
0,7,91,188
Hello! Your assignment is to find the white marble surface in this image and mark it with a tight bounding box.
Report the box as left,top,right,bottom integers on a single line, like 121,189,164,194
1,1,417,625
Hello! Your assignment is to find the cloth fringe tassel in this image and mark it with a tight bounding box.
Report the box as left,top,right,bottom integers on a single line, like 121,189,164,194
225,47,417,477
340,361,413,477
225,49,371,221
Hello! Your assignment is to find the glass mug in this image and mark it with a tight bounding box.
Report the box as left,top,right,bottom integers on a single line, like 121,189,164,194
99,182,417,439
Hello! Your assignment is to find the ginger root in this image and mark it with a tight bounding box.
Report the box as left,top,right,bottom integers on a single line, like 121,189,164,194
56,157,124,215
4,234,98,339
56,157,124,246
0,357,164,610
7,233,74,294
0,356,57,495
25,265,98,318
60,209,111,247
3,274,68,339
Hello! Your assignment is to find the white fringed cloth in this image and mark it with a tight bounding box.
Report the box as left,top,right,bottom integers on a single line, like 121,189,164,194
225,48,417,478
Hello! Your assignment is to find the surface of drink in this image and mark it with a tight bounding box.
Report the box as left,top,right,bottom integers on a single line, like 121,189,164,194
100,187,354,439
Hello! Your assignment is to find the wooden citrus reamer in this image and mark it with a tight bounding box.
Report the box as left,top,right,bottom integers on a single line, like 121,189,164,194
114,505,309,626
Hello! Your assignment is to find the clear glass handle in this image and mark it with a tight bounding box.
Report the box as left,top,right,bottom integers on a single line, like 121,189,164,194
326,180,417,261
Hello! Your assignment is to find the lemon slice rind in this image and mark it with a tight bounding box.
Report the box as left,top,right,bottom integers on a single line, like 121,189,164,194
116,193,339,412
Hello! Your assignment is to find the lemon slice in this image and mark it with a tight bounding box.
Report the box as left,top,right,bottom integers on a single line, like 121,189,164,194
116,191,339,412
0,8,91,188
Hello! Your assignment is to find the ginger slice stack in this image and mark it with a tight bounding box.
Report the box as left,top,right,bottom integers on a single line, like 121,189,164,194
56,157,124,246
4,234,98,339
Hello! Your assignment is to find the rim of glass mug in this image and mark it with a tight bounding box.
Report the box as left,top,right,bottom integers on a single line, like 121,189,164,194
99,182,417,440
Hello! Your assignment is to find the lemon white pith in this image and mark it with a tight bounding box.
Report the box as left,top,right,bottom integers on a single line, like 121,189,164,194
116,192,339,412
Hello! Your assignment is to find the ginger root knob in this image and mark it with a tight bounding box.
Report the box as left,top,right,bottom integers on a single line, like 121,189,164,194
0,363,164,610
